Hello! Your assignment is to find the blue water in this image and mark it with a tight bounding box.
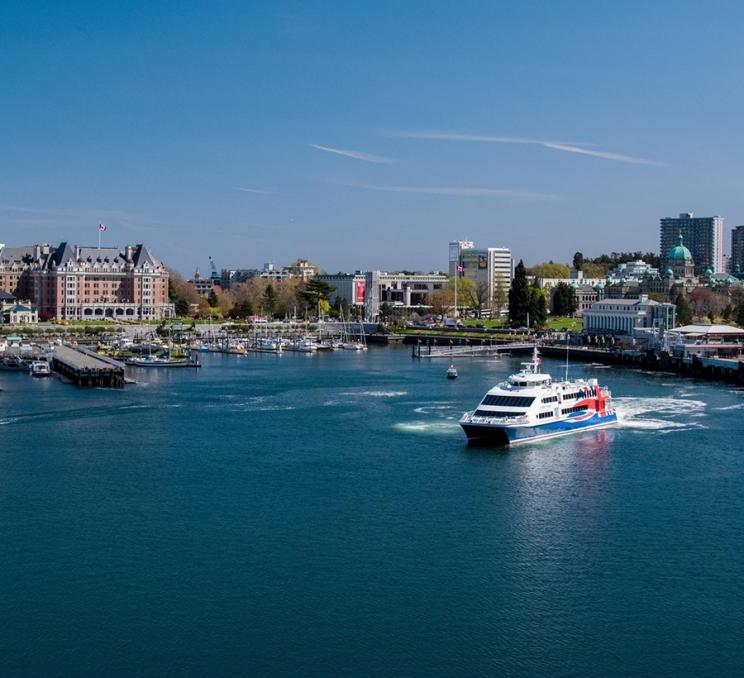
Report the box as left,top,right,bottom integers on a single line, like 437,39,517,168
1,348,743,676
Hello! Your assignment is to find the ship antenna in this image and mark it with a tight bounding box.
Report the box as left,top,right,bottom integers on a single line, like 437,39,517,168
564,331,569,382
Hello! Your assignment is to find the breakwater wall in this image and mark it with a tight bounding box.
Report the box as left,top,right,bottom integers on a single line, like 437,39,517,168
540,343,744,386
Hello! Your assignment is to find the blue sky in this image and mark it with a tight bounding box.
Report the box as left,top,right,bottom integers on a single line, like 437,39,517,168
2,0,743,274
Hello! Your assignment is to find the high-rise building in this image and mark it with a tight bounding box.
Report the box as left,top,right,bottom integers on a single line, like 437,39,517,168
449,240,513,312
448,240,474,277
659,212,724,275
731,225,744,275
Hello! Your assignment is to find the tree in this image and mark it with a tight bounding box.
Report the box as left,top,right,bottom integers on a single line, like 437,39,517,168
448,276,477,313
573,252,584,271
527,286,547,328
379,301,393,322
675,293,693,326
492,277,508,317
474,281,490,318
735,302,744,327
167,268,200,317
526,262,571,279
298,279,335,311
207,289,219,308
426,288,453,317
508,260,530,327
552,282,577,316
262,284,277,316
689,287,724,321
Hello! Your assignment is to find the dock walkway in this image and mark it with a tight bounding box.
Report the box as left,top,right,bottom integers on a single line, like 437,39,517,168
52,345,126,387
413,341,534,359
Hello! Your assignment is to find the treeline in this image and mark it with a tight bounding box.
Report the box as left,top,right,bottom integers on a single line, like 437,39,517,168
168,270,341,319
527,251,661,279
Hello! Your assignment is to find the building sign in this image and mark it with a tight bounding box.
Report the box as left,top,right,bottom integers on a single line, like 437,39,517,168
355,280,366,304
478,253,488,269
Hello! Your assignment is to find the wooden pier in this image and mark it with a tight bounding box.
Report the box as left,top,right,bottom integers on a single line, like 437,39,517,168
51,345,126,387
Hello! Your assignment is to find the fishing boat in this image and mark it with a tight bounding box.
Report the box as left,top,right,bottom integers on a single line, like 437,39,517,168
459,347,617,446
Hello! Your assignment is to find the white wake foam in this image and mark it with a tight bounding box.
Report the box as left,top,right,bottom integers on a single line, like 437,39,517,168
614,396,707,432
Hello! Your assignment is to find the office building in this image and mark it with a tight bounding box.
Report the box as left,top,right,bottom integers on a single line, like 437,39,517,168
450,241,513,311
731,225,744,275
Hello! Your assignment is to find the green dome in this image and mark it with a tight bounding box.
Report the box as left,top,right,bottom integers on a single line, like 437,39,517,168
667,233,692,262
594,282,604,290
705,267,714,276
665,268,674,277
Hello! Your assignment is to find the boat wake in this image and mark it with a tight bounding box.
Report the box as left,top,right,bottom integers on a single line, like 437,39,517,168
394,421,461,436
614,397,707,433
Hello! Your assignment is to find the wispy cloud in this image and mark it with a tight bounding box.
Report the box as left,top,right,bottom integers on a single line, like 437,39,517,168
386,131,665,166
233,187,276,194
310,143,397,164
333,181,556,200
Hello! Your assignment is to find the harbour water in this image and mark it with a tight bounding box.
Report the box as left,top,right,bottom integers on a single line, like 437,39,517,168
1,348,743,676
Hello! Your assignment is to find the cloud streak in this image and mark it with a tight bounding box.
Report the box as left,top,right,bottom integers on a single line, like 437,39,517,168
310,143,396,164
333,181,556,200
233,187,276,194
387,131,665,166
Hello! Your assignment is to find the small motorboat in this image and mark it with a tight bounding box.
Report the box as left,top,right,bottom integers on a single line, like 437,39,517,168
446,365,458,379
30,360,52,377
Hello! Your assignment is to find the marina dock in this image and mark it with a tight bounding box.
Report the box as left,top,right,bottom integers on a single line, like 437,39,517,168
412,340,534,359
51,345,126,388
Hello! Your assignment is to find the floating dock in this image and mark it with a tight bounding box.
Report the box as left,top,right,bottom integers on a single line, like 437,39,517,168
412,340,534,359
51,345,126,387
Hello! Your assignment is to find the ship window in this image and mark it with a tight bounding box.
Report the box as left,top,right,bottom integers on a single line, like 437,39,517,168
537,411,553,419
474,409,524,418
481,395,535,408
541,395,558,403
561,404,589,415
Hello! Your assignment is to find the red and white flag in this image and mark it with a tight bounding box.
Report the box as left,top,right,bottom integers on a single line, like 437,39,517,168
99,223,107,232
457,265,464,273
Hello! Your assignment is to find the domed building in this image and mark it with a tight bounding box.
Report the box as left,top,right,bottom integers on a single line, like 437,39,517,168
666,233,695,280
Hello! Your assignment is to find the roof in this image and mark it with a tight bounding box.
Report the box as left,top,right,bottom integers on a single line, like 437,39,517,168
666,233,692,262
0,291,16,301
9,304,33,312
670,324,744,336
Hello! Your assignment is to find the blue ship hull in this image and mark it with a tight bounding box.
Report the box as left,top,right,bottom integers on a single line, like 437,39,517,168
461,411,618,446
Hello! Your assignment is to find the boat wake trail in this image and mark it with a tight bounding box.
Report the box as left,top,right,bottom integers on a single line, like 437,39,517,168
614,397,707,433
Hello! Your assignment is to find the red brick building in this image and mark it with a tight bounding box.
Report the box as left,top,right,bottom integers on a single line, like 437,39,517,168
0,242,172,321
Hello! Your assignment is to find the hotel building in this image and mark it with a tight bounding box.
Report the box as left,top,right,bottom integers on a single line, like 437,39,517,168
660,212,724,275
0,242,172,321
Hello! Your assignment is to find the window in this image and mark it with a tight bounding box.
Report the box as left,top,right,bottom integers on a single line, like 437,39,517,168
537,411,553,419
474,409,525,418
541,395,558,404
481,395,535,408
561,404,589,415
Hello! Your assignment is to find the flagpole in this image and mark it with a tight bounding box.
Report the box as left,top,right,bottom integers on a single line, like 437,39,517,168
98,228,101,250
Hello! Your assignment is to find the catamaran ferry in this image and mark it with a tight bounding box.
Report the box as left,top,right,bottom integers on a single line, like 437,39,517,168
459,347,617,445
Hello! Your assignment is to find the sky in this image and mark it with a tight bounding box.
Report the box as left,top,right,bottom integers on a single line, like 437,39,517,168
2,0,744,275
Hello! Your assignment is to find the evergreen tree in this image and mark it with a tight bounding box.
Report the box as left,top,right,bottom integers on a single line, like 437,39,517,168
207,289,219,308
736,302,744,327
508,260,529,327
675,293,692,326
527,286,547,328
572,252,584,271
298,279,335,310
552,282,577,316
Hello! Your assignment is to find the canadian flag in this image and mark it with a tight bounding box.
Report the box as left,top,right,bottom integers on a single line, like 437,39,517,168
99,223,107,232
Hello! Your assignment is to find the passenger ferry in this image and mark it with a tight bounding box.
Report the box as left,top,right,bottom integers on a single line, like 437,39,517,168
459,347,617,445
